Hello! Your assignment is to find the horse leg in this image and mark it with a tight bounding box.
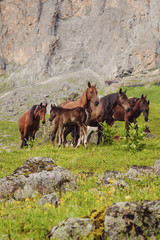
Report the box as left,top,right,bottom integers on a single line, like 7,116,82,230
97,124,103,145
51,122,58,146
58,124,63,147
73,124,79,147
125,118,130,137
82,125,87,148
76,126,83,148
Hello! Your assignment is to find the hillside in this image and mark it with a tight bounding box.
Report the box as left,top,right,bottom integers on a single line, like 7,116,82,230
0,0,160,120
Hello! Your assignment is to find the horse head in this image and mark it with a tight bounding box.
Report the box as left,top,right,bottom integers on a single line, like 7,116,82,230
49,104,57,121
139,95,150,122
86,81,99,107
34,103,47,124
117,89,130,113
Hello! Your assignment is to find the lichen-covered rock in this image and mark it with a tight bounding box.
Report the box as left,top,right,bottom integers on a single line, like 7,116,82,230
104,200,160,240
125,165,155,179
50,217,94,240
153,159,160,175
98,170,128,188
0,157,76,200
37,193,58,207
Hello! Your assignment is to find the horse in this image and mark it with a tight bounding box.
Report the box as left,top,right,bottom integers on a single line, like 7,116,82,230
49,104,91,148
18,103,47,148
111,95,150,134
60,81,99,146
89,88,131,144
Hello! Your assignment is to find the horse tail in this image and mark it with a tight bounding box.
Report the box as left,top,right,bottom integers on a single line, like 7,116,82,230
85,109,91,125
30,105,37,124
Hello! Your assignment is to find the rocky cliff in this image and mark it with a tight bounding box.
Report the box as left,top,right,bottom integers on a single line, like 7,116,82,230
0,0,160,86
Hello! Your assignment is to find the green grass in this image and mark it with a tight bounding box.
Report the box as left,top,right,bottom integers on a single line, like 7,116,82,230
0,84,160,239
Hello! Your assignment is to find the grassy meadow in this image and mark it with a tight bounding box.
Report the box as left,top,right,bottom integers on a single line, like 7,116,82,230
0,83,160,239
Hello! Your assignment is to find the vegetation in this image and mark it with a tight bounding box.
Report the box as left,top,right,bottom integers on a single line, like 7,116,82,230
0,84,160,239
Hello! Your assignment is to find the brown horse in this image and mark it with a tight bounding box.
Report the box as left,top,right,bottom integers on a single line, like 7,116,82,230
112,95,150,133
61,81,99,109
49,104,91,148
19,103,47,148
89,88,131,144
60,81,99,145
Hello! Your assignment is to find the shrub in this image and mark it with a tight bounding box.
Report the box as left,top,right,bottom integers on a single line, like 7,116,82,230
99,122,116,145
123,123,146,152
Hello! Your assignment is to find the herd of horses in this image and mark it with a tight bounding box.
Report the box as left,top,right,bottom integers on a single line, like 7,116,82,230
18,82,150,148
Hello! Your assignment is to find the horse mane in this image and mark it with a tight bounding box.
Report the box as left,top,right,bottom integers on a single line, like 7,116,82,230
30,105,37,123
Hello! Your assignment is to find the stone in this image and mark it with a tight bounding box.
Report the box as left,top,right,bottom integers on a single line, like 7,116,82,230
104,200,160,240
50,217,94,240
0,157,76,200
153,159,160,175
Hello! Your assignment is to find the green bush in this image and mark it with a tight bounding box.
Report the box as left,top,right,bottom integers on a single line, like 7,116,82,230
123,123,146,152
100,122,116,145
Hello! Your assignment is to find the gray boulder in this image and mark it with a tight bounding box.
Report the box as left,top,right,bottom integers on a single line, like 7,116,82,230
104,200,160,240
50,217,94,240
0,157,76,200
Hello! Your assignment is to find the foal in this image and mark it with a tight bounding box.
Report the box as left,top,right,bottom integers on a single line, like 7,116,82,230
49,104,91,148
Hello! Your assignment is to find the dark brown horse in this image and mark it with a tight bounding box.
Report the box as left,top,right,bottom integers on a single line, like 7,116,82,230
89,89,131,144
49,104,91,148
60,81,99,145
19,103,47,148
111,95,150,133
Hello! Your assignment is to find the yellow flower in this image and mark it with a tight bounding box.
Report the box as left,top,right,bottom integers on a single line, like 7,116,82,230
99,196,103,201
108,191,111,195
27,205,31,209
83,174,86,179
33,199,36,202
84,192,87,195
107,202,111,205
60,198,64,205
91,188,95,191
110,179,114,183
85,198,87,202
96,200,100,203
17,201,20,204
110,198,113,201
25,198,29,202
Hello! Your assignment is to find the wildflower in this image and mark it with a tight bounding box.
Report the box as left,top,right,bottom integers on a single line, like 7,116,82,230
84,192,87,195
44,203,52,209
83,174,86,179
96,200,100,203
107,202,111,205
60,198,64,205
125,196,131,200
25,198,29,202
108,191,111,195
17,201,20,204
110,179,114,183
27,205,31,209
85,198,87,202
110,198,113,201
91,188,95,191
99,196,103,201
33,199,36,202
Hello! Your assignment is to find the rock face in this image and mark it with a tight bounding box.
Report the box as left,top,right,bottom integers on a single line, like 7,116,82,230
0,156,76,200
0,0,160,84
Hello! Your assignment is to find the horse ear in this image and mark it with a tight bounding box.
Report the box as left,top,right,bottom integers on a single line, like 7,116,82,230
124,89,127,93
141,94,144,99
44,102,47,107
88,81,91,88
40,103,42,107
148,100,150,105
51,104,53,109
119,88,122,94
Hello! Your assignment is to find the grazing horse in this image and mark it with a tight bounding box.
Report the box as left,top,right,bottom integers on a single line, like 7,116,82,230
49,104,91,148
89,89,131,144
60,81,99,146
19,103,47,148
111,95,150,133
